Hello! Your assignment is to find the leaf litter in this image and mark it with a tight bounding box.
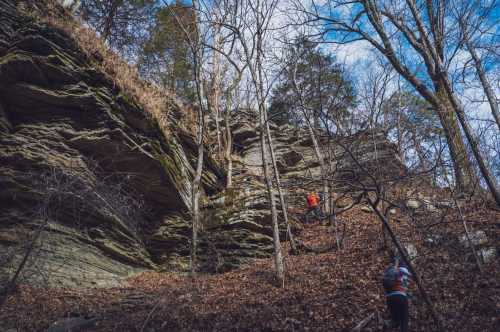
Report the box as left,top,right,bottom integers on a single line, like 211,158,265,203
1,203,499,331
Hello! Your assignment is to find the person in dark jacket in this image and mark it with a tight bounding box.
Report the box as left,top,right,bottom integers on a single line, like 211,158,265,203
383,258,412,332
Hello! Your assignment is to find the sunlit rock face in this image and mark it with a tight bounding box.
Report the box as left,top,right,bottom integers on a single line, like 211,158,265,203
58,0,80,12
232,113,405,208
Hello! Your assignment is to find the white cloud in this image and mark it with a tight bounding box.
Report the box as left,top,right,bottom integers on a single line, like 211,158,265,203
329,40,373,66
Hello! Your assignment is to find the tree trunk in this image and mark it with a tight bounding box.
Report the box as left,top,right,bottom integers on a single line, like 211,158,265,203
466,41,500,131
224,104,233,188
102,0,120,42
190,121,204,275
434,82,478,192
259,105,284,283
263,111,297,252
255,18,284,283
236,0,284,283
455,196,483,273
211,32,223,160
439,77,500,207
188,0,205,275
224,78,241,189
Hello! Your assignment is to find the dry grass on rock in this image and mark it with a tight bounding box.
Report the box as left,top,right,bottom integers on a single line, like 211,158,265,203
20,0,199,139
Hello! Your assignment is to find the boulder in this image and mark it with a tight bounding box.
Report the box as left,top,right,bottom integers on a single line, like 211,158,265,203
480,248,497,264
435,200,454,209
406,199,421,210
361,205,373,213
422,199,437,212
335,198,352,209
404,243,418,261
424,234,443,247
47,317,97,332
460,230,488,247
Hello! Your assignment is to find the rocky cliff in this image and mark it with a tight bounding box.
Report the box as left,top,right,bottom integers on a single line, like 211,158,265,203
0,0,225,287
230,114,405,207
0,0,405,288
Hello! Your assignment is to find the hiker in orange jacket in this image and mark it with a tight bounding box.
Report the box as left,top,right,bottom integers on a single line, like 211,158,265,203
305,191,323,223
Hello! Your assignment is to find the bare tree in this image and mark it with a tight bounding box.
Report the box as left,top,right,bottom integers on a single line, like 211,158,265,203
250,0,285,282
0,166,146,308
291,52,331,216
209,0,286,282
454,1,500,131
167,0,208,274
197,0,247,188
207,23,224,160
223,73,242,188
293,0,500,206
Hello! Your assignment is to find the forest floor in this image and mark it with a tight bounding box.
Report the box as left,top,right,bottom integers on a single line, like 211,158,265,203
1,203,499,332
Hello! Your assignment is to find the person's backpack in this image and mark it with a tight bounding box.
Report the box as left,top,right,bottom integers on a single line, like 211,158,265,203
382,266,401,292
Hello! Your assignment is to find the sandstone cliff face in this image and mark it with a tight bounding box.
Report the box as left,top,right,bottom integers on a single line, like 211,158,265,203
0,0,299,287
0,0,224,287
195,114,405,271
231,114,405,207
0,0,405,288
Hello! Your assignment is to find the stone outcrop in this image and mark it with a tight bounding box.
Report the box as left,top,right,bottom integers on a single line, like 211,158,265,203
0,0,307,287
459,230,488,248
0,0,227,287
0,0,407,288
231,113,406,209
458,230,497,265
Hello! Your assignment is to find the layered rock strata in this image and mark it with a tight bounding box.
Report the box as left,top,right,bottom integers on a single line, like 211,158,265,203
0,0,406,287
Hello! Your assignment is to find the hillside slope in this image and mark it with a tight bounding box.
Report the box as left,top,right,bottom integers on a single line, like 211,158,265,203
1,203,498,331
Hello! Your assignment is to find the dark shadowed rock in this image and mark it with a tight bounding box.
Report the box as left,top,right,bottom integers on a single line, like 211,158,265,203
0,0,302,285
0,0,226,286
47,316,97,332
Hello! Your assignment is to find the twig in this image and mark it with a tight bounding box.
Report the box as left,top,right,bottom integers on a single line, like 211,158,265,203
351,312,375,332
140,296,164,332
